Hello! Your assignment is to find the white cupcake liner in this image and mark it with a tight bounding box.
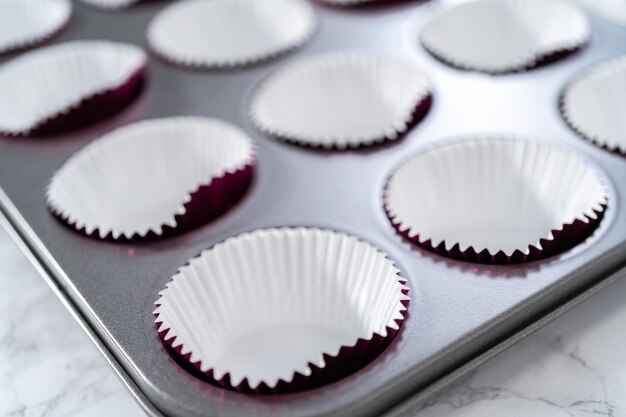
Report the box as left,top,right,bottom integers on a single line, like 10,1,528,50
561,56,626,155
154,227,409,393
250,51,432,149
79,0,139,10
0,0,72,55
384,136,608,264
46,117,256,241
147,0,316,69
0,40,147,137
421,0,591,74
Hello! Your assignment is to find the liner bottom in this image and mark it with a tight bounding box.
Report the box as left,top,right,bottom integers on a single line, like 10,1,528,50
156,295,408,394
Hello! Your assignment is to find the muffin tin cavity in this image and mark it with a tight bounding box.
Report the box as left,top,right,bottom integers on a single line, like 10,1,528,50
421,0,590,73
250,51,432,149
0,0,71,55
154,228,409,393
46,117,256,241
562,56,626,155
147,0,316,69
0,40,146,136
384,137,608,264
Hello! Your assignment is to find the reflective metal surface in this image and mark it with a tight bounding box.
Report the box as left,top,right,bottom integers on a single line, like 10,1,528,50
0,2,625,417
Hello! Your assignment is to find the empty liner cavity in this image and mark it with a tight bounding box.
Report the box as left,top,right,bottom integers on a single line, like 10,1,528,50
384,137,608,264
46,117,256,241
0,40,146,136
562,55,626,155
0,0,71,55
250,51,432,149
154,227,409,393
420,0,590,74
147,0,316,69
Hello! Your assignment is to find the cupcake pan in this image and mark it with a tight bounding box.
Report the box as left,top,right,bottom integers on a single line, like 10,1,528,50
0,2,625,417
421,0,591,73
0,0,72,55
561,56,626,155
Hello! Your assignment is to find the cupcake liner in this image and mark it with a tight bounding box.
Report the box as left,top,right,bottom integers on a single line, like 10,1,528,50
147,0,316,69
561,56,626,155
154,227,409,393
384,136,608,264
420,0,590,74
79,0,139,10
46,117,256,241
0,40,147,137
0,0,72,55
250,51,432,149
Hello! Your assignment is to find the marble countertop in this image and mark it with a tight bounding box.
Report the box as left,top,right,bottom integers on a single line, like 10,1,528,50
1,227,625,417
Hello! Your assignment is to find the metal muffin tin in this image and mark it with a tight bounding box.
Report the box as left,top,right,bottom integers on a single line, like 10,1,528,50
1,2,625,417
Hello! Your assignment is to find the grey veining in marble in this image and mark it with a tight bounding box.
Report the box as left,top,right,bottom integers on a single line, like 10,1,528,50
414,288,626,416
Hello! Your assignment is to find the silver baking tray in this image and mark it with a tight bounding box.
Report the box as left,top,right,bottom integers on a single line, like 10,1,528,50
1,2,625,417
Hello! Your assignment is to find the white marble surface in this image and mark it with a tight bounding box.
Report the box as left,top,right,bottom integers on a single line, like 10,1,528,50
0,229,142,417
0,226,625,417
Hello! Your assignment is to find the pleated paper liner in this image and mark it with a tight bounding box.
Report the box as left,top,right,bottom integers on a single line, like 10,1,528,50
0,40,146,137
46,117,256,242
147,0,316,69
561,56,626,156
79,0,139,10
421,0,590,74
154,227,410,394
0,0,71,56
384,136,608,264
250,51,432,150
